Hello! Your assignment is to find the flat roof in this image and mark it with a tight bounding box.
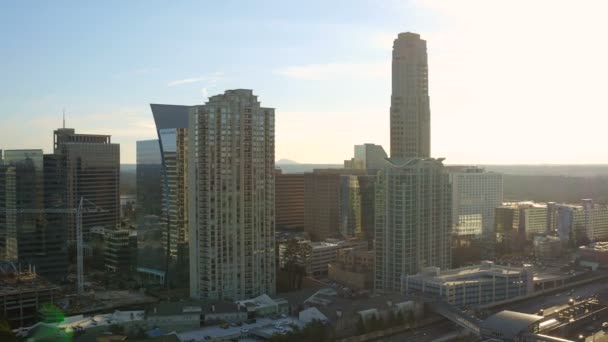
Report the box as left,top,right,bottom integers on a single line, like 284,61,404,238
481,310,543,339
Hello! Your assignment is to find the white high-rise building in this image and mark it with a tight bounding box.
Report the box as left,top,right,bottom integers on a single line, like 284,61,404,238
390,32,430,159
374,158,452,293
188,89,276,300
447,166,503,241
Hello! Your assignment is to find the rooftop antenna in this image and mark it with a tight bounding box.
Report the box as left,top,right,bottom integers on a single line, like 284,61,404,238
62,108,66,129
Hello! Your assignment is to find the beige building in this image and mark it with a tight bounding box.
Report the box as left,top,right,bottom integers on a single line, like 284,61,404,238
390,32,430,159
375,158,452,293
188,89,275,300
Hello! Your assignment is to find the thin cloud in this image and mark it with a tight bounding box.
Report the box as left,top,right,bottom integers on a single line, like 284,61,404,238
167,72,224,87
275,62,389,81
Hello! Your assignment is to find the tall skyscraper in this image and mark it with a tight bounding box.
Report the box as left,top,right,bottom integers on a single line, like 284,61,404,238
0,150,67,280
188,89,276,300
136,140,162,222
374,158,452,293
390,32,430,159
52,128,120,241
135,139,164,276
151,104,191,285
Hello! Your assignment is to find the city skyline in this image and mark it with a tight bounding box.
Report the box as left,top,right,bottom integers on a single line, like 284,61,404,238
4,1,608,165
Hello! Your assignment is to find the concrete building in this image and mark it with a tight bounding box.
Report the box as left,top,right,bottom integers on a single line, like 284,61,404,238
279,238,367,277
403,261,534,306
328,248,375,290
579,242,608,267
343,144,388,171
188,89,276,300
495,202,548,255
0,261,61,328
533,235,562,262
375,158,452,293
304,169,367,241
104,229,137,273
390,32,430,159
52,128,120,241
447,166,503,258
274,170,305,230
304,169,341,240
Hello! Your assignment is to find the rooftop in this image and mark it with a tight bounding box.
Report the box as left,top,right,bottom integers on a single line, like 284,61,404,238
408,262,528,285
481,310,543,339
148,300,241,316
580,241,608,252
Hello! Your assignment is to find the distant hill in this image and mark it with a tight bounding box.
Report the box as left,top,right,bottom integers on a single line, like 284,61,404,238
276,159,299,165
276,164,342,173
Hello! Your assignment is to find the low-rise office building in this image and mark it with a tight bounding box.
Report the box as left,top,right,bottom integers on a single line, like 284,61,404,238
403,261,534,306
579,242,608,267
533,235,562,262
328,248,374,290
279,238,367,277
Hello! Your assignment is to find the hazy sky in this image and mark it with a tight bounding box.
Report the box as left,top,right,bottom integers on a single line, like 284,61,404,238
2,0,608,164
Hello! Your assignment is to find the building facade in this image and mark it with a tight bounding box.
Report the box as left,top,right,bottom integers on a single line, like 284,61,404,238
339,175,362,238
390,32,430,159
53,128,120,242
375,158,452,293
136,139,162,222
188,89,276,300
274,170,304,230
403,261,534,306
447,166,503,259
344,144,388,171
151,104,192,285
304,170,341,240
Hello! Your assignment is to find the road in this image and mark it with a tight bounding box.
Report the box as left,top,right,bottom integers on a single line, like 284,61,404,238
508,280,608,315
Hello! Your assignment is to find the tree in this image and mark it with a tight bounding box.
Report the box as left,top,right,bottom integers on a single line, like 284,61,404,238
281,239,312,290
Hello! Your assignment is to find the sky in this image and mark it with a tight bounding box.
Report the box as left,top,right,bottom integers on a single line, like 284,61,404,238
2,0,608,164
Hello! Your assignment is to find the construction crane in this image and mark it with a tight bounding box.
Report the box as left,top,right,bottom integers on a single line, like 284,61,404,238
0,197,105,294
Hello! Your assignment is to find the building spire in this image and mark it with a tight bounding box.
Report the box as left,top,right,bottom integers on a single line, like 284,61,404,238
62,108,66,129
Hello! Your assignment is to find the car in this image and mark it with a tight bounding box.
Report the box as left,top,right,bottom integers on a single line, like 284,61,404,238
538,309,544,316
602,322,608,329
221,323,229,329
241,328,249,333
568,298,575,305
280,313,288,318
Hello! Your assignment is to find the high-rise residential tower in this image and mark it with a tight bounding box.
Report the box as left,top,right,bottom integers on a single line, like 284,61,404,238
390,32,430,159
53,128,120,241
375,158,452,293
188,89,276,300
